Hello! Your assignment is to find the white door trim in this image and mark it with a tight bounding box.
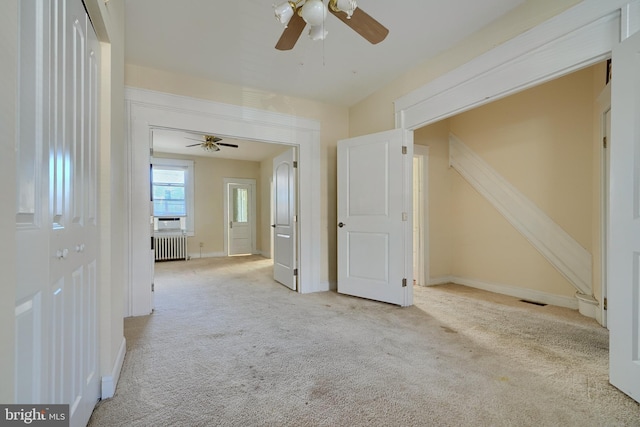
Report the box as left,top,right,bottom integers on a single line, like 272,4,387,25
125,87,323,316
413,145,429,287
223,178,257,256
395,1,640,130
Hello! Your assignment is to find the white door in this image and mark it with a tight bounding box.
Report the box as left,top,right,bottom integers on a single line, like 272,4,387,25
609,28,640,403
273,148,297,290
16,0,101,425
226,180,256,256
337,129,413,306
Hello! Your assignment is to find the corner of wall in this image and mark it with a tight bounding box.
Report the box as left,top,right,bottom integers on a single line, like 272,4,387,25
101,336,126,399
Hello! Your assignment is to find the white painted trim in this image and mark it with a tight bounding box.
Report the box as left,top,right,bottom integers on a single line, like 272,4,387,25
427,275,578,309
413,145,429,287
223,178,257,256
125,87,322,316
429,276,455,286
101,337,126,399
449,276,579,310
320,281,333,292
597,83,611,328
394,0,640,130
449,134,592,296
189,251,226,259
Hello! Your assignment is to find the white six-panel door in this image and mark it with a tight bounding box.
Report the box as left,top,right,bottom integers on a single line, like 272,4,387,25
16,1,101,425
609,28,640,403
337,129,413,306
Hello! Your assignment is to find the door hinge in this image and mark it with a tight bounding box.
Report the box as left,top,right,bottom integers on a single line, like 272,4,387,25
402,146,407,155
293,161,298,168
293,268,298,276
402,278,407,287
603,136,607,149
151,283,155,292
402,212,408,221
603,297,607,310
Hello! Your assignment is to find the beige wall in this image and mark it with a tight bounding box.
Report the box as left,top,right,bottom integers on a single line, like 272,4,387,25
416,63,606,299
0,0,18,403
349,0,581,137
153,152,265,257
125,65,349,285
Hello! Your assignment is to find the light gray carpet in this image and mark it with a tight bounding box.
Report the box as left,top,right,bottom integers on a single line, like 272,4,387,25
89,255,640,426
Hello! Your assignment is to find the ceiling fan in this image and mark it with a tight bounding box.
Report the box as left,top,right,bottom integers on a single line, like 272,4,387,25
185,135,239,152
273,0,389,51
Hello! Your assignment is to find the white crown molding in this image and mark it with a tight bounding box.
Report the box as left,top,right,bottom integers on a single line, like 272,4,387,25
449,134,592,296
125,87,321,135
394,0,640,130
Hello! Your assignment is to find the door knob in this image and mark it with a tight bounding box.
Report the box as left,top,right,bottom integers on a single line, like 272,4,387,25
338,222,345,228
271,224,276,228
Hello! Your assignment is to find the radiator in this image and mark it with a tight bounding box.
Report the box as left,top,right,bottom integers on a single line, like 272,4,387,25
154,234,188,261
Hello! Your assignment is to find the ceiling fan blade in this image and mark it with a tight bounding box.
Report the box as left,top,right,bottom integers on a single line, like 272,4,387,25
275,12,306,51
186,143,202,147
217,142,239,148
329,7,389,45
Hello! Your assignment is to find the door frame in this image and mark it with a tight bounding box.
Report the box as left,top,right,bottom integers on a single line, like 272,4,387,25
597,82,611,328
223,178,257,256
413,145,429,287
393,0,640,403
125,88,323,316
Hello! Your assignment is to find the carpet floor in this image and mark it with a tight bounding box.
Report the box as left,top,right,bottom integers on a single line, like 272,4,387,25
88,255,640,426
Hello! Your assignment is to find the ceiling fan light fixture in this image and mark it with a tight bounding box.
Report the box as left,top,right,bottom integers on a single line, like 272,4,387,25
202,142,221,152
300,0,326,26
274,1,296,26
330,0,357,19
308,25,328,41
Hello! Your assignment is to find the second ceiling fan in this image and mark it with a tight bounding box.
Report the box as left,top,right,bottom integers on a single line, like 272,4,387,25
185,135,238,152
274,0,388,51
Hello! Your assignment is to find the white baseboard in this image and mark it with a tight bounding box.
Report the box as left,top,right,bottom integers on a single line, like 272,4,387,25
428,276,455,286
101,336,126,399
304,280,331,293
187,251,225,259
429,276,578,310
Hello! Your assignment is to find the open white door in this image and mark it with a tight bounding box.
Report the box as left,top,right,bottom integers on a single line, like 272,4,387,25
337,129,413,306
609,29,640,403
273,148,297,290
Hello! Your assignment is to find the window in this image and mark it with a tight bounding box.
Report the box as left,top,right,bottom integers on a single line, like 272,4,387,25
153,167,186,216
151,158,194,235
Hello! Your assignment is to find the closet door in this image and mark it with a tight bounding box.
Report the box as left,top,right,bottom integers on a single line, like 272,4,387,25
16,1,100,425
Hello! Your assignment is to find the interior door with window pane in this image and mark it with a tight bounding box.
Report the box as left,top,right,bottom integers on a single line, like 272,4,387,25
228,183,253,255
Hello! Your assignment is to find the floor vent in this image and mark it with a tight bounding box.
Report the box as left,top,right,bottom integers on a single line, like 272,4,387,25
520,299,547,307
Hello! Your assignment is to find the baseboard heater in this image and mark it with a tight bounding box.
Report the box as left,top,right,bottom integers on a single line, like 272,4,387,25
154,234,188,261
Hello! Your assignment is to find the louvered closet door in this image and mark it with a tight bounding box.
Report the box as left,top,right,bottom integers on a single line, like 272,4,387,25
16,1,101,425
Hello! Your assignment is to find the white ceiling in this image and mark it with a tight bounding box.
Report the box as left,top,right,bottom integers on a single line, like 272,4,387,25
152,129,290,162
125,0,525,158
